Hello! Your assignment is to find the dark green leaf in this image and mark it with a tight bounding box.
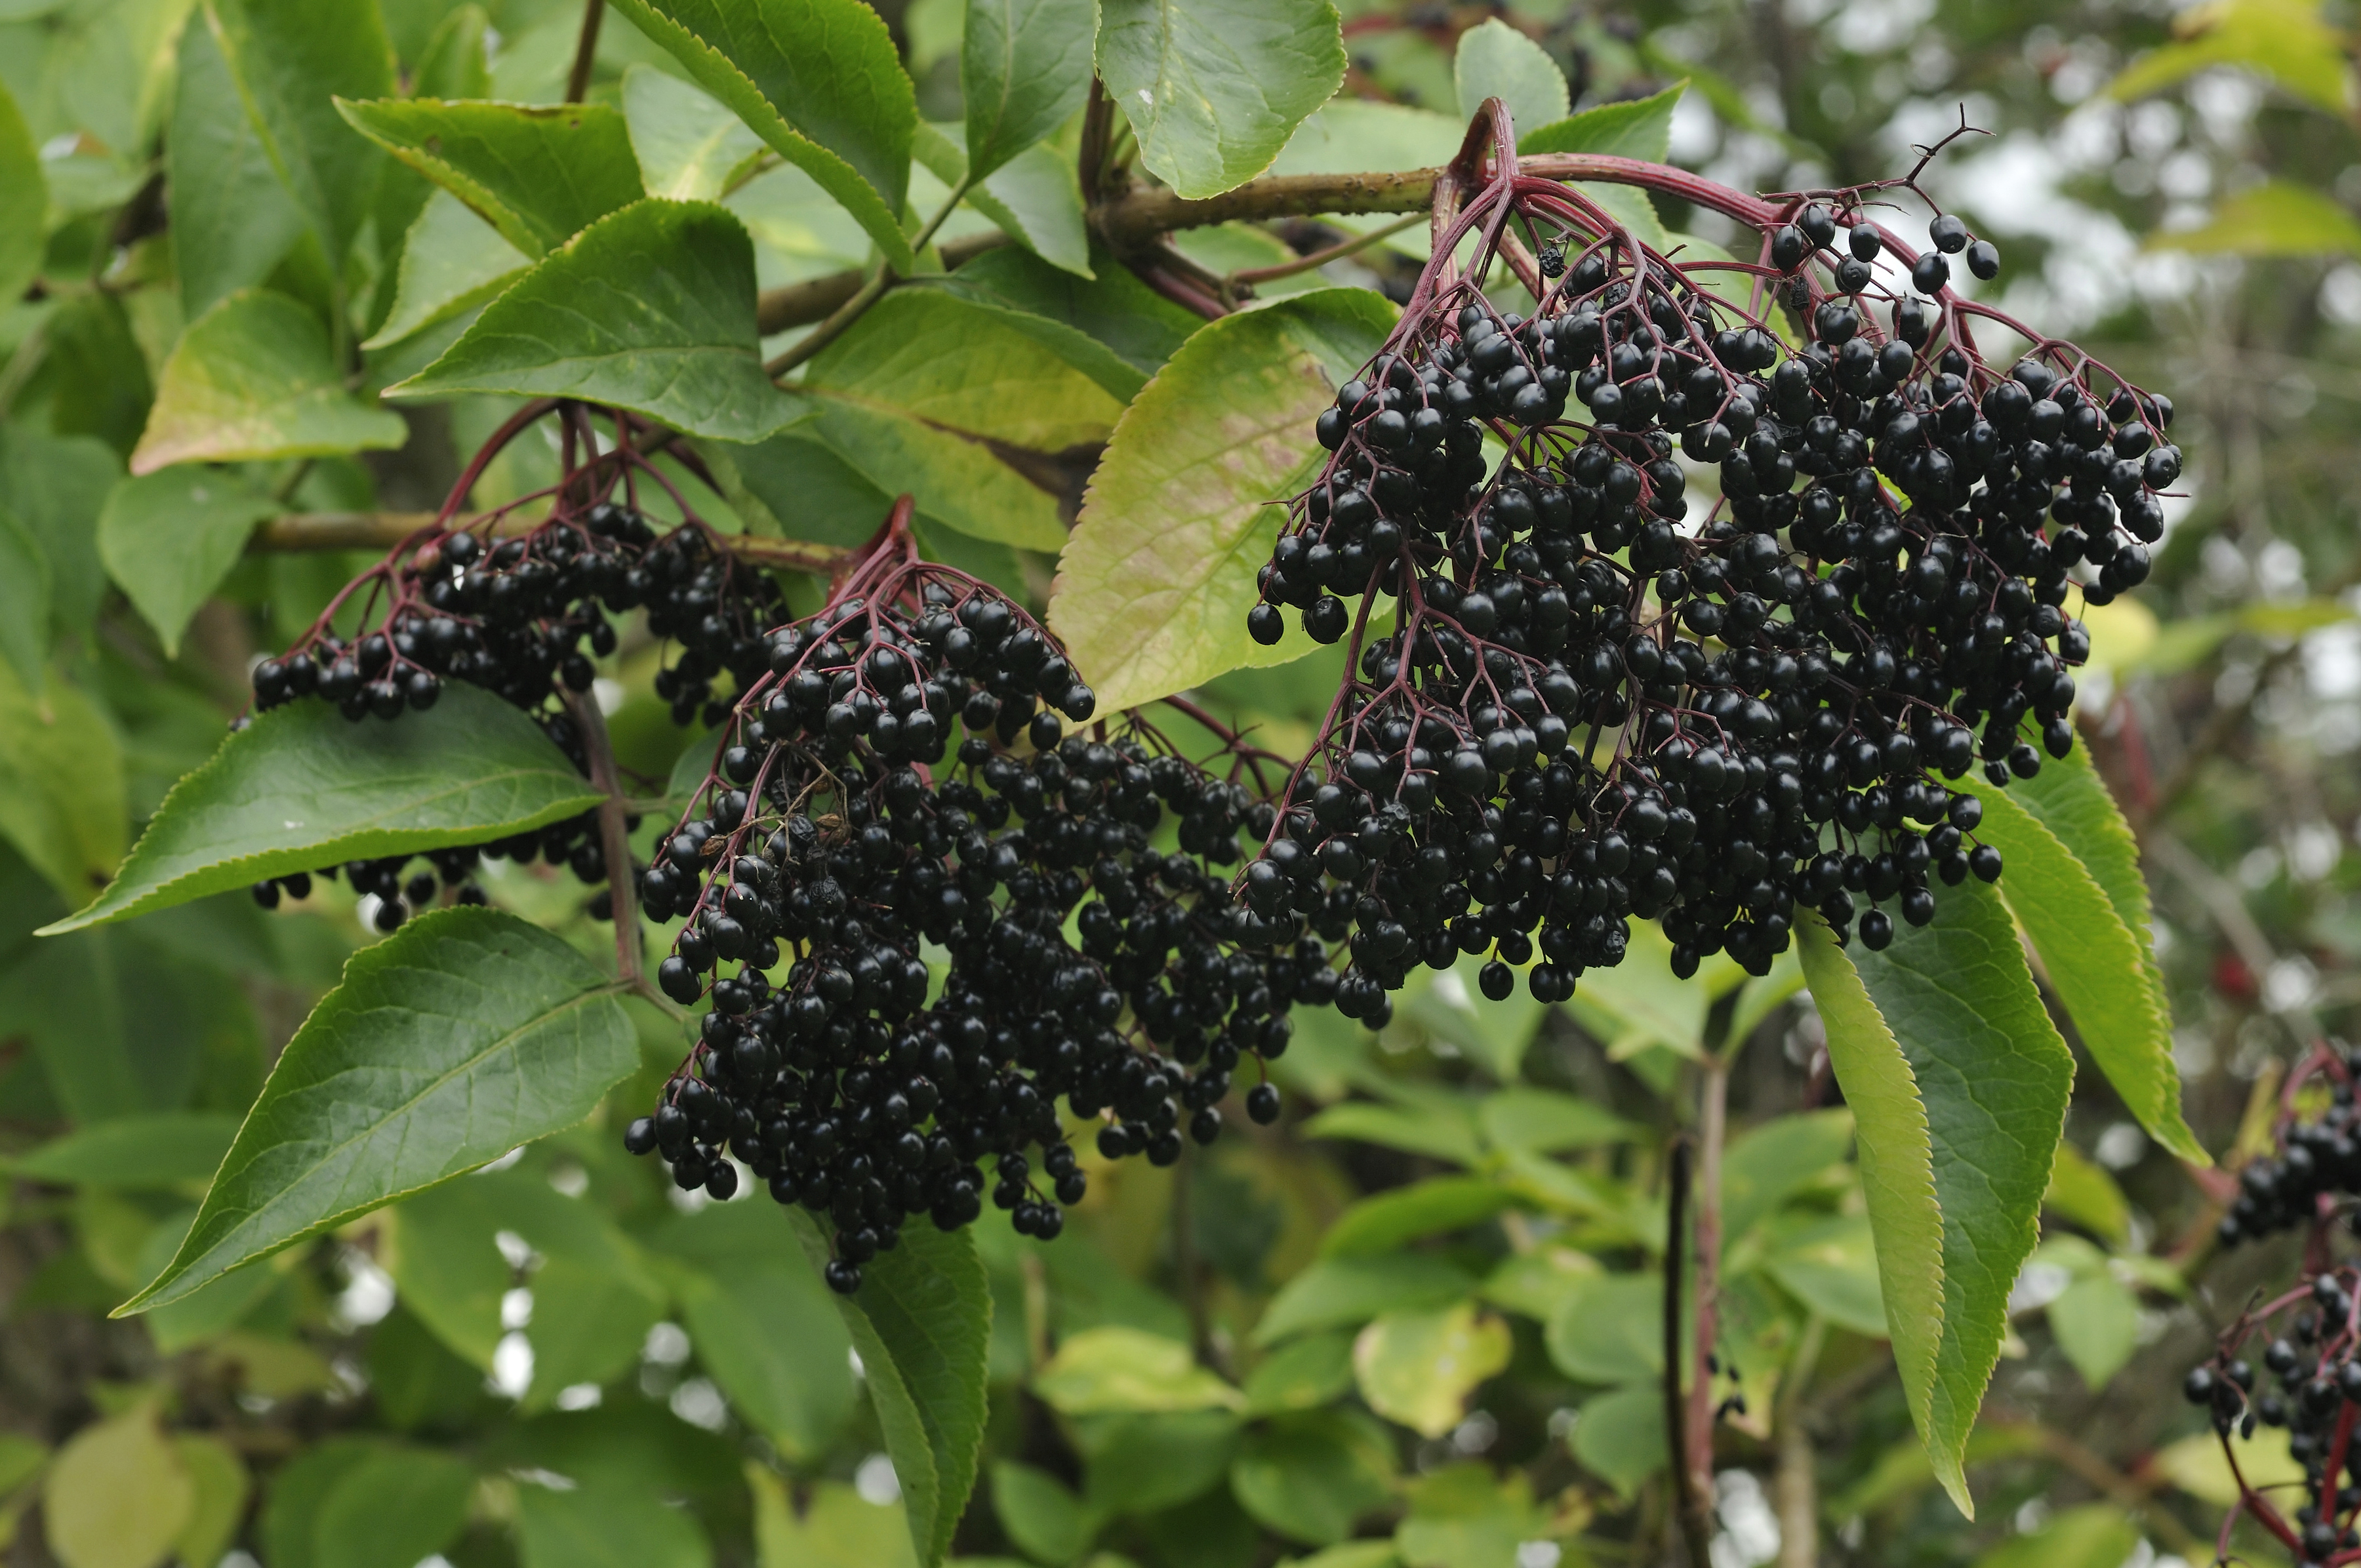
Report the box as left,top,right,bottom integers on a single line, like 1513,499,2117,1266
0,507,48,696
963,0,1094,181
0,926,253,1123
205,0,398,264
1453,18,1567,136
170,17,307,317
990,1461,1099,1565
312,1446,476,1568
46,683,603,933
260,1439,394,1568
1318,1175,1520,1258
115,908,637,1314
34,293,153,460
0,81,45,307
1095,0,1345,199
606,0,917,269
367,1306,493,1432
390,199,802,442
1253,1255,1477,1345
952,244,1203,379
1518,80,1684,158
647,1197,858,1460
9,1112,240,1188
1848,883,2074,1518
98,468,281,656
334,97,648,256
514,1481,714,1568
1076,1410,1241,1518
129,289,408,474
1228,1410,1394,1546
790,1212,990,1566
0,426,119,646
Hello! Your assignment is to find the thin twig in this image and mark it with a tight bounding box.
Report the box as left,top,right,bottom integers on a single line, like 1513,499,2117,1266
563,0,605,103
754,231,1009,334
1226,212,1426,290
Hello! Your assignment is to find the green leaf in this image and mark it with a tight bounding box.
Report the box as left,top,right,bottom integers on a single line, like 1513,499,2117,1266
1319,1176,1520,1259
790,1213,990,1567
114,908,637,1314
1452,18,1567,138
1271,100,1460,261
1352,1302,1510,1439
170,16,306,318
205,0,398,264
9,1112,241,1188
2044,1140,2131,1246
1719,1106,1854,1245
2105,0,2351,115
2048,1267,2139,1391
963,0,1094,182
171,1434,252,1568
1543,1273,1661,1385
43,683,604,933
1229,1411,1394,1546
0,927,253,1124
1793,912,1948,1499
605,0,918,270
752,1472,919,1568
2148,178,2361,258
260,1439,388,1568
624,64,767,202
1051,286,1394,711
390,198,802,442
0,662,126,904
913,124,1093,279
515,1481,714,1568
43,1405,193,1568
795,397,1069,551
1518,81,1682,160
1847,883,2074,1519
1241,1331,1356,1415
990,1461,1100,1565
1035,1326,1245,1414
1095,0,1344,199
130,289,408,475
1765,1213,1888,1338
96,468,280,656
363,189,533,352
1301,1100,1481,1166
0,508,49,697
953,245,1202,378
0,81,45,307
1969,1503,2138,1568
1075,1410,1241,1518
647,1197,859,1459
0,428,117,651
1993,738,2203,1162
1567,1386,1665,1497
806,285,1132,440
1475,1087,1639,1156
335,97,649,257
312,1446,475,1568
1255,1255,1476,1346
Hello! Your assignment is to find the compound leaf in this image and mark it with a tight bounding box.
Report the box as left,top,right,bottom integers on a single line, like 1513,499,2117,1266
335,97,648,257
1096,0,1344,199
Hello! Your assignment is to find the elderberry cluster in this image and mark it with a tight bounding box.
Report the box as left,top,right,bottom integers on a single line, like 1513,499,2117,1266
623,514,1302,1292
2186,1270,2361,1565
2217,1048,2361,1249
1243,186,2173,1018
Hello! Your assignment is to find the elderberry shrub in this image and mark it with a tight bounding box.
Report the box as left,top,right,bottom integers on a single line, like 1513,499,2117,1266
1245,176,2173,1018
2185,1268,2361,1564
623,510,1304,1293
2217,1047,2361,1249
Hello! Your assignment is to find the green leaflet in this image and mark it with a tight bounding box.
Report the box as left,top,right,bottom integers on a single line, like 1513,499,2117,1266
622,65,768,202
306,1446,475,1568
1849,883,2074,1518
1095,0,1346,199
950,246,1203,379
362,189,531,352
792,393,1069,552
43,683,605,934
205,0,398,265
912,123,1093,280
962,0,1095,182
1518,80,1685,160
0,81,45,308
170,17,307,318
806,283,1133,436
606,0,918,270
0,660,126,905
0,507,47,696
1992,738,2203,1161
515,1481,714,1568
98,468,281,656
390,199,803,443
9,1112,241,1188
1452,19,1567,136
0,427,117,651
788,1211,990,1566
334,98,648,257
115,907,638,1314
1966,765,2204,1163
1049,287,1397,712
129,289,408,474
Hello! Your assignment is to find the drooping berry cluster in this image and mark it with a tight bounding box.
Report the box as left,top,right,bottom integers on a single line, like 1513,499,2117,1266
2217,1046,2361,1249
623,500,1305,1292
1239,105,2173,1018
2186,1268,2361,1565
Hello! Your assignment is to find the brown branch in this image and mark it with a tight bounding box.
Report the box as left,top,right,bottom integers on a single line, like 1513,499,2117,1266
753,231,1012,336
1686,1059,1729,1514
248,509,855,575
1664,1138,1713,1568
563,0,604,104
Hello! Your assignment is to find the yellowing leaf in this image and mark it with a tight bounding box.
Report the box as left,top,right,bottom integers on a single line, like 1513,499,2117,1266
1036,1326,1245,1413
43,1407,193,1568
131,289,406,474
1352,1302,1510,1438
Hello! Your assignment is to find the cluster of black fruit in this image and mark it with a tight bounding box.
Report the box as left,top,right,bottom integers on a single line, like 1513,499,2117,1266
1243,196,2173,1014
244,500,778,923
621,526,1304,1293
2217,1053,2361,1248
2185,1270,2361,1565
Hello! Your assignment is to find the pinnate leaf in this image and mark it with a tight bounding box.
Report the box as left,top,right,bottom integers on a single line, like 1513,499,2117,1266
130,289,407,475
335,98,648,256
43,683,604,934
390,198,802,442
1096,0,1345,199
113,907,637,1314
1051,287,1396,712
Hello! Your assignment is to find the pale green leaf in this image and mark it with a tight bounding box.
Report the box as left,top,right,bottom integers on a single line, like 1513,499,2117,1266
988,1462,1097,1565
1543,1272,1661,1385
97,468,279,656
1353,1302,1511,1439
312,1447,475,1568
1271,100,1460,260
334,97,648,257
362,188,532,352
752,1472,918,1568
115,908,638,1314
607,0,918,269
1720,1107,1853,1244
0,428,117,650
2044,1140,2131,1246
2047,1268,2139,1391
169,17,306,317
1518,81,1683,161
796,396,1069,551
43,1406,193,1568
391,198,803,442
9,1112,240,1188
1766,1213,1889,1337
963,0,1094,181
1036,1326,1245,1414
0,508,49,696
1567,1386,1665,1497
623,64,767,202
43,682,604,933
1969,1503,2137,1568
2149,178,2361,258
1096,0,1345,199
171,1435,251,1568
2107,0,2351,115
515,1482,713,1568
130,289,407,475
1050,287,1394,710
204,0,397,263
0,81,45,306
1240,1332,1356,1415
1254,1255,1476,1346
1452,18,1566,138
0,662,125,904
914,126,1094,278
1319,1176,1520,1259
